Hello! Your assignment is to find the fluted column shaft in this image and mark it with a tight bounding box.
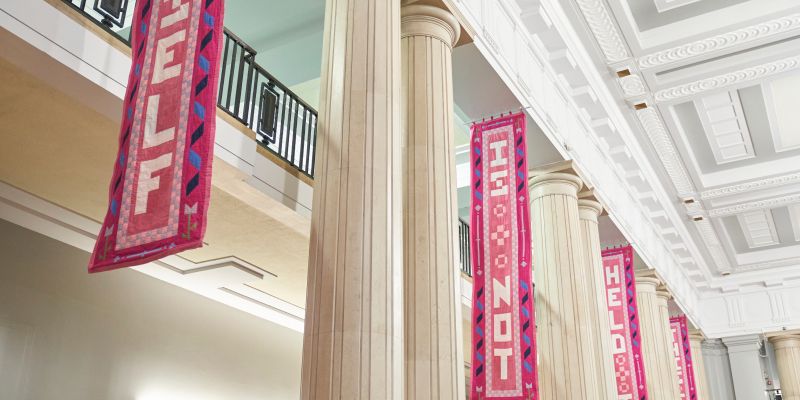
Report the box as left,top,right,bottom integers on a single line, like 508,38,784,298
530,172,601,398
688,330,712,400
636,277,679,400
771,334,800,400
300,0,402,399
577,199,618,399
400,4,463,399
656,289,681,400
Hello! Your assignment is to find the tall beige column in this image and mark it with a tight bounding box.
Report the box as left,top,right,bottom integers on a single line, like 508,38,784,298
771,334,800,400
656,287,681,400
577,198,619,399
400,4,464,400
530,171,602,398
688,329,712,400
300,0,402,399
636,275,680,400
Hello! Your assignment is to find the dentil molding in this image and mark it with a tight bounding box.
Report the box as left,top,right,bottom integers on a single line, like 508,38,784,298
654,55,800,103
638,13,800,70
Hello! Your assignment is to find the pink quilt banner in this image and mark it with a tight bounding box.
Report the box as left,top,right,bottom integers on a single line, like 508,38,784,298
603,245,648,400
89,0,225,272
469,113,538,400
670,315,698,399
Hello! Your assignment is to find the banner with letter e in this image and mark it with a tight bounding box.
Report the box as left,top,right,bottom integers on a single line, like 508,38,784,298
470,112,538,400
670,315,698,399
602,245,648,400
89,0,225,272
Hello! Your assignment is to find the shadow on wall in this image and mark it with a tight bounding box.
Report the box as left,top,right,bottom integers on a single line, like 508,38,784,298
0,219,302,400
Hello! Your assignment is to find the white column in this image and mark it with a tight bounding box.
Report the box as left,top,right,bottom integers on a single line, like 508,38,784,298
530,172,604,398
400,4,464,399
722,335,769,400
636,276,679,400
577,199,618,399
770,334,800,400
300,0,403,399
688,329,712,400
702,338,736,400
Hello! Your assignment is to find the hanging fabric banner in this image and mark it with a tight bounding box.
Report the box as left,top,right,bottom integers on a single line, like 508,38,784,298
470,112,538,400
89,0,225,272
602,245,648,400
670,315,698,399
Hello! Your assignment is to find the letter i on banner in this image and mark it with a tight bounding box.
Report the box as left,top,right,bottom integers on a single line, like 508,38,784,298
89,0,225,272
470,112,538,400
670,315,698,399
602,245,649,400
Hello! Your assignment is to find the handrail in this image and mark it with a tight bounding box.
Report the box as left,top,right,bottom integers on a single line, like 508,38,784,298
61,0,318,178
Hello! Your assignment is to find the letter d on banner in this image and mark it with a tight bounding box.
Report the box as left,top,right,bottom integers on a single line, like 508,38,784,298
470,112,538,400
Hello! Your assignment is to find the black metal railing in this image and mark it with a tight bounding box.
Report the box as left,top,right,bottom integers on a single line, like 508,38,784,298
458,218,471,277
61,0,317,178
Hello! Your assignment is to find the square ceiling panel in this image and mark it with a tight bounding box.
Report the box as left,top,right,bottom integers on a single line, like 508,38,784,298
765,73,800,153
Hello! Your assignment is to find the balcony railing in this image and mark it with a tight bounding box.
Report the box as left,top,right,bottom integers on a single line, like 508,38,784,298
458,218,472,277
60,0,474,274
62,0,317,178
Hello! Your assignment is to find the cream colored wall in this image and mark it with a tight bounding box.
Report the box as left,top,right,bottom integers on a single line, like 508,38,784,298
0,220,302,400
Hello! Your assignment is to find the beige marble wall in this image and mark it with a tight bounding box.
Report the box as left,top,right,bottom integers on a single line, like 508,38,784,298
300,0,403,398
400,4,464,400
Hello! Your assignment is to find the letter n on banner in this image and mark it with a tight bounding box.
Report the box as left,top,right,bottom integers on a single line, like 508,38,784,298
602,245,649,400
89,0,225,272
470,112,538,400
670,315,698,399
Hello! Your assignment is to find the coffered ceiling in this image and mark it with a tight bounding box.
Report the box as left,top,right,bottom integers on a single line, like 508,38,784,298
566,0,800,279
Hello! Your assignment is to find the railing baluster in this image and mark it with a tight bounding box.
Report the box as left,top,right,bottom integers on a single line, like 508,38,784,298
65,2,320,178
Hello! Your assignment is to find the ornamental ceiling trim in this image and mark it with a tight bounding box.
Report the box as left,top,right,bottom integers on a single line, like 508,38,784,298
638,14,800,70
574,0,630,63
654,55,800,103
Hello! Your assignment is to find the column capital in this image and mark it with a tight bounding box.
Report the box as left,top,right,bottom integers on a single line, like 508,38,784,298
770,333,800,349
721,334,763,354
529,172,583,199
688,328,706,342
401,4,460,47
577,199,603,222
635,276,660,293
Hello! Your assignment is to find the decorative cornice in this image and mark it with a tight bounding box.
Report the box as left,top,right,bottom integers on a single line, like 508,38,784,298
638,14,800,70
708,193,800,217
654,55,800,103
574,0,630,63
701,172,800,199
635,107,696,195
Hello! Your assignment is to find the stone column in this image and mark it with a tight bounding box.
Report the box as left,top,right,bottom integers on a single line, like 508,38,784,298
636,276,680,400
722,335,769,400
656,287,681,399
530,171,601,398
300,0,402,399
400,4,464,400
688,329,712,400
702,338,736,400
771,334,800,400
577,198,618,399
